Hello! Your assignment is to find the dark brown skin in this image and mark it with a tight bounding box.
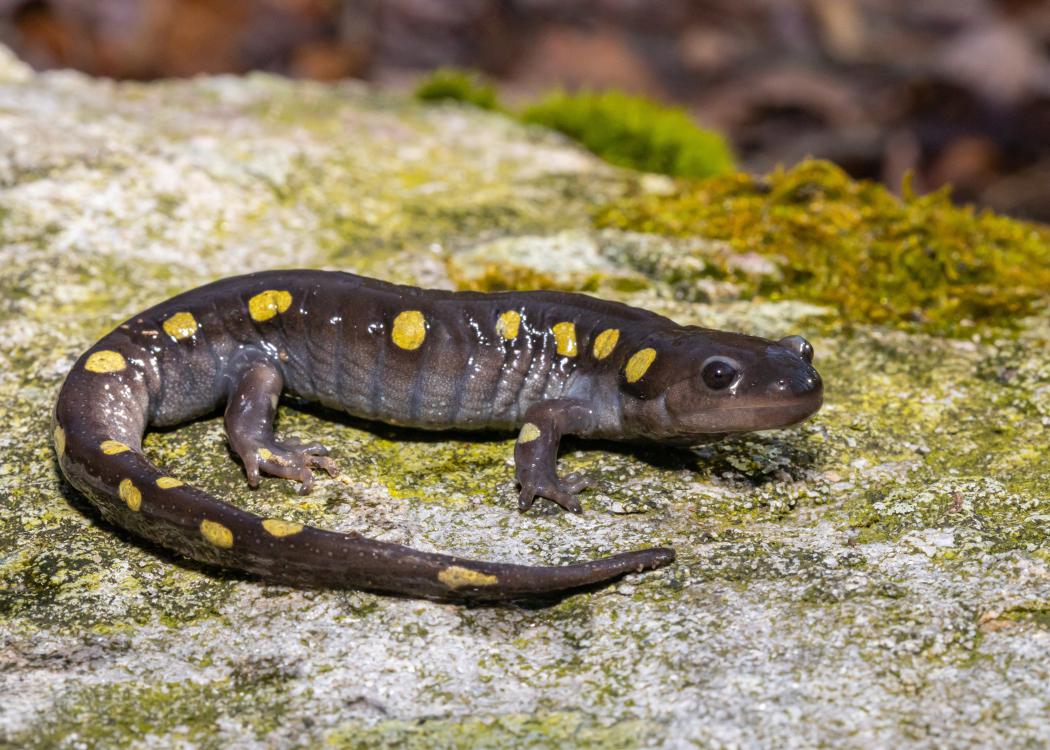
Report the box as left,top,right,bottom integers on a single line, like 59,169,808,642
52,270,823,601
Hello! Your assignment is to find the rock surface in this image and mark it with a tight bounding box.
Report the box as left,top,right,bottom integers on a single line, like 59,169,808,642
1,50,1048,749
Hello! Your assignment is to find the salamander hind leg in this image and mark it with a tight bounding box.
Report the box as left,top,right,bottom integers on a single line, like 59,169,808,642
224,356,338,495
514,399,596,513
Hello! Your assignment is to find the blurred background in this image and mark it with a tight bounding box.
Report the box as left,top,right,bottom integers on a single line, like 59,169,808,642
2,0,1048,220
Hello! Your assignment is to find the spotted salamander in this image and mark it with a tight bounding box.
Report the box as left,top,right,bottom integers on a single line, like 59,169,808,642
53,270,823,601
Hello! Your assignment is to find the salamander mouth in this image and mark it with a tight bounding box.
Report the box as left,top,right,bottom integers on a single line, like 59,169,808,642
680,392,823,435
721,394,823,431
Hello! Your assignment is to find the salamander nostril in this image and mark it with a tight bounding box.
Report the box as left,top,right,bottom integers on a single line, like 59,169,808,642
778,335,814,363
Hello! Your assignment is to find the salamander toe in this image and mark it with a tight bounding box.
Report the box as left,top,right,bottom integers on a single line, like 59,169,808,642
244,439,338,494
516,469,586,513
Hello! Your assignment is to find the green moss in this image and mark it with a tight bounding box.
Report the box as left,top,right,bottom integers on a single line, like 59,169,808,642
448,264,566,293
596,161,1050,334
521,91,735,179
413,71,734,180
413,68,501,111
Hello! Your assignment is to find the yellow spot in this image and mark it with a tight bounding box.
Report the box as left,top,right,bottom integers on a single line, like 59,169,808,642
100,440,130,455
84,350,126,373
518,422,541,443
625,348,657,383
552,321,577,357
391,310,427,350
118,478,142,512
262,518,304,537
259,447,289,466
156,476,183,489
162,311,198,340
592,328,620,360
200,519,233,549
496,310,521,340
438,565,499,589
54,426,65,457
248,289,293,322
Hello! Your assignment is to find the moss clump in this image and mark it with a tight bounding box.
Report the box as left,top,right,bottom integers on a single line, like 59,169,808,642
413,70,735,179
596,161,1050,334
413,68,501,111
449,264,567,293
521,90,735,179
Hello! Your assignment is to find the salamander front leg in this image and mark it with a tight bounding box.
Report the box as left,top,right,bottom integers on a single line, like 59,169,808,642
514,399,596,513
224,358,338,494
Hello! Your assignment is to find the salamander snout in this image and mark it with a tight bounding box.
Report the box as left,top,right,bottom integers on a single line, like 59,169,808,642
774,334,821,401
771,366,822,399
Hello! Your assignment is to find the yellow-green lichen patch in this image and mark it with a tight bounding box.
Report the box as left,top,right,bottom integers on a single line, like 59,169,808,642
325,711,652,750
596,160,1050,334
807,326,1049,557
269,102,621,277
5,677,296,750
362,429,515,510
843,477,1047,555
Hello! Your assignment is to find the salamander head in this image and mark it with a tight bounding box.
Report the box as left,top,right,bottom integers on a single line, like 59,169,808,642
630,330,823,440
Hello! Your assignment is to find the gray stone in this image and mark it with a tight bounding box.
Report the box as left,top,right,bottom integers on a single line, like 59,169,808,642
0,50,1047,749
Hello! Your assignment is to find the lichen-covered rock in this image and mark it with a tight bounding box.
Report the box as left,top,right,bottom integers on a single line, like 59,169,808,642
1,50,1048,749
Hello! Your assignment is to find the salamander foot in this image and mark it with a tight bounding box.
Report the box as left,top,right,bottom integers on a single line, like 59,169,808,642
517,470,592,513
242,438,338,495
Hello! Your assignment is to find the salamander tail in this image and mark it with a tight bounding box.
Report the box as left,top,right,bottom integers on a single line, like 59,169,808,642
54,365,674,602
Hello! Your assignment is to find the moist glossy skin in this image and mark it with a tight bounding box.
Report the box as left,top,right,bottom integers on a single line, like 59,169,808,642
52,270,823,601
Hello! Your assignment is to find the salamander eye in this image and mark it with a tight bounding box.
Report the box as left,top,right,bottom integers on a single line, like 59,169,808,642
701,360,737,390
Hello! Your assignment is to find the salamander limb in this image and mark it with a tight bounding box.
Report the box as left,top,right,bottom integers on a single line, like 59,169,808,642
223,353,337,493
